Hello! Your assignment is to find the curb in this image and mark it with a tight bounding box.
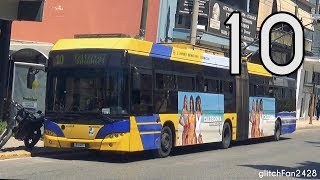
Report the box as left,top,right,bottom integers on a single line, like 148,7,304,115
0,150,32,160
0,148,86,160
296,125,320,130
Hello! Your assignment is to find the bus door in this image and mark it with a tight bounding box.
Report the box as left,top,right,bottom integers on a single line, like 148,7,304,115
131,66,161,150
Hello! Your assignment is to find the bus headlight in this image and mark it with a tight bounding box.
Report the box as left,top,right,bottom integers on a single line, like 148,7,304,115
45,130,57,137
107,133,122,138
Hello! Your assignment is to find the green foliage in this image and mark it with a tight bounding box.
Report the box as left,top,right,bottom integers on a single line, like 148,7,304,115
0,121,7,134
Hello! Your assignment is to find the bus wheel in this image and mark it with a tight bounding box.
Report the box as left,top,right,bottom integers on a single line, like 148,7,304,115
220,123,231,149
274,120,281,141
156,126,172,158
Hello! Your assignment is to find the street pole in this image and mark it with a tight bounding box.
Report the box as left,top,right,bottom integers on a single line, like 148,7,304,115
0,19,12,122
310,0,320,123
139,0,149,40
310,65,316,124
190,0,199,45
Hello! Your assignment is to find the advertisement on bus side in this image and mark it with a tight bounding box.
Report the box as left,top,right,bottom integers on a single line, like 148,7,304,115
178,91,224,145
249,97,276,138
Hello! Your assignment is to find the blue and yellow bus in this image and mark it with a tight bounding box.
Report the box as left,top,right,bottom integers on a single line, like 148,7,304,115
43,36,297,157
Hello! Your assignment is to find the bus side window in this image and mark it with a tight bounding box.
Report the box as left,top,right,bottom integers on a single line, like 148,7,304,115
131,67,153,115
205,79,219,93
177,75,195,91
156,73,176,90
249,84,254,96
268,87,274,97
255,85,265,96
154,91,177,114
221,80,232,94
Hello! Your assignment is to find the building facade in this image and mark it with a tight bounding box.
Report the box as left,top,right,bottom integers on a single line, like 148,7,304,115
296,0,320,120
12,0,160,43
157,0,315,120
5,0,161,116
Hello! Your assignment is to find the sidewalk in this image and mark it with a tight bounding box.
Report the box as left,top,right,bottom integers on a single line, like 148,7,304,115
296,117,320,130
0,138,85,160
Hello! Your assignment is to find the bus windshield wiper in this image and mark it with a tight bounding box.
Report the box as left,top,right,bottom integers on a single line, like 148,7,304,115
97,113,116,123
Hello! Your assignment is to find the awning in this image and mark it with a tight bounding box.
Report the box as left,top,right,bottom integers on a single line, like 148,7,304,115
9,40,53,65
303,56,320,73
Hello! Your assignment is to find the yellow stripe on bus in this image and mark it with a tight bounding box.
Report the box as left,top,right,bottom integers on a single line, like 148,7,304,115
51,38,153,56
247,62,272,77
129,116,144,152
224,113,237,140
170,47,203,64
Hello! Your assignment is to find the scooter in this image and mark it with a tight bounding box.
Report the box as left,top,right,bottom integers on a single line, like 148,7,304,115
0,99,44,149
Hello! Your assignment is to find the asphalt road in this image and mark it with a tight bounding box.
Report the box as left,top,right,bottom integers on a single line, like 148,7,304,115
0,129,319,180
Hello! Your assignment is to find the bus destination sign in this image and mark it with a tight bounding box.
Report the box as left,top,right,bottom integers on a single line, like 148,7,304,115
52,52,108,67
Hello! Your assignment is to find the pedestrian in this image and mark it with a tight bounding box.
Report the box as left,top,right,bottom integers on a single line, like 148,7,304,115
316,99,320,120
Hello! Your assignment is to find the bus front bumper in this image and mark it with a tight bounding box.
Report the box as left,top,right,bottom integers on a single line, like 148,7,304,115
44,133,131,152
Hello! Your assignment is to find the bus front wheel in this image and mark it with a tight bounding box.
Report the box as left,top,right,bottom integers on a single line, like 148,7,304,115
156,126,172,158
220,123,231,149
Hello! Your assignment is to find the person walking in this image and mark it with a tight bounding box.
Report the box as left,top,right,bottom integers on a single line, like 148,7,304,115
316,99,320,120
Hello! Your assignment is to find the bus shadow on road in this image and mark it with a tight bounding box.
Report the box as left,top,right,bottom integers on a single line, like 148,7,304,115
239,161,320,179
171,137,291,156
232,137,291,146
35,137,291,163
305,140,320,148
305,141,320,145
39,150,165,163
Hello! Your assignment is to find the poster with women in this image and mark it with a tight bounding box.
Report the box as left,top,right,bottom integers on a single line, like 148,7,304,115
178,91,224,145
248,97,276,138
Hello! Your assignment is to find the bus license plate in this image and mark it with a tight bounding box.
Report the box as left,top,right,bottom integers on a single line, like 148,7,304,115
73,143,86,148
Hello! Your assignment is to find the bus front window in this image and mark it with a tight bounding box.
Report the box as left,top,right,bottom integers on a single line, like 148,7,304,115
47,68,129,115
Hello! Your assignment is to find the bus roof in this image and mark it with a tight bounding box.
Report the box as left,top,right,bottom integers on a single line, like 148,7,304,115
51,37,271,77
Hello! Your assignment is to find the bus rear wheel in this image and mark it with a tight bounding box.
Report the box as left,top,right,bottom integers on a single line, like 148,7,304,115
220,123,231,149
155,126,172,158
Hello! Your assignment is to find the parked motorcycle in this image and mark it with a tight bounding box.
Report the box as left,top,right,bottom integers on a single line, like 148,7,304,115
0,99,44,149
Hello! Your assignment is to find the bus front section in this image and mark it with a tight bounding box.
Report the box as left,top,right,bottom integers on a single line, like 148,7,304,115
44,50,131,152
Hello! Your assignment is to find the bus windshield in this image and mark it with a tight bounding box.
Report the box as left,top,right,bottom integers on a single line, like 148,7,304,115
46,52,129,116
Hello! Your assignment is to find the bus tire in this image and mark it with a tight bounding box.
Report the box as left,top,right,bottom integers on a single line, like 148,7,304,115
220,122,231,149
274,120,281,141
156,126,172,158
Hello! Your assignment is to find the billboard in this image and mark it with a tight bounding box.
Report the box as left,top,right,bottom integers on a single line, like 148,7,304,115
177,0,210,17
248,97,276,138
178,91,224,145
12,64,47,113
208,0,257,42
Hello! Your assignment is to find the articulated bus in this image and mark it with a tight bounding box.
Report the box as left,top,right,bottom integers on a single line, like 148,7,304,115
43,36,297,157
